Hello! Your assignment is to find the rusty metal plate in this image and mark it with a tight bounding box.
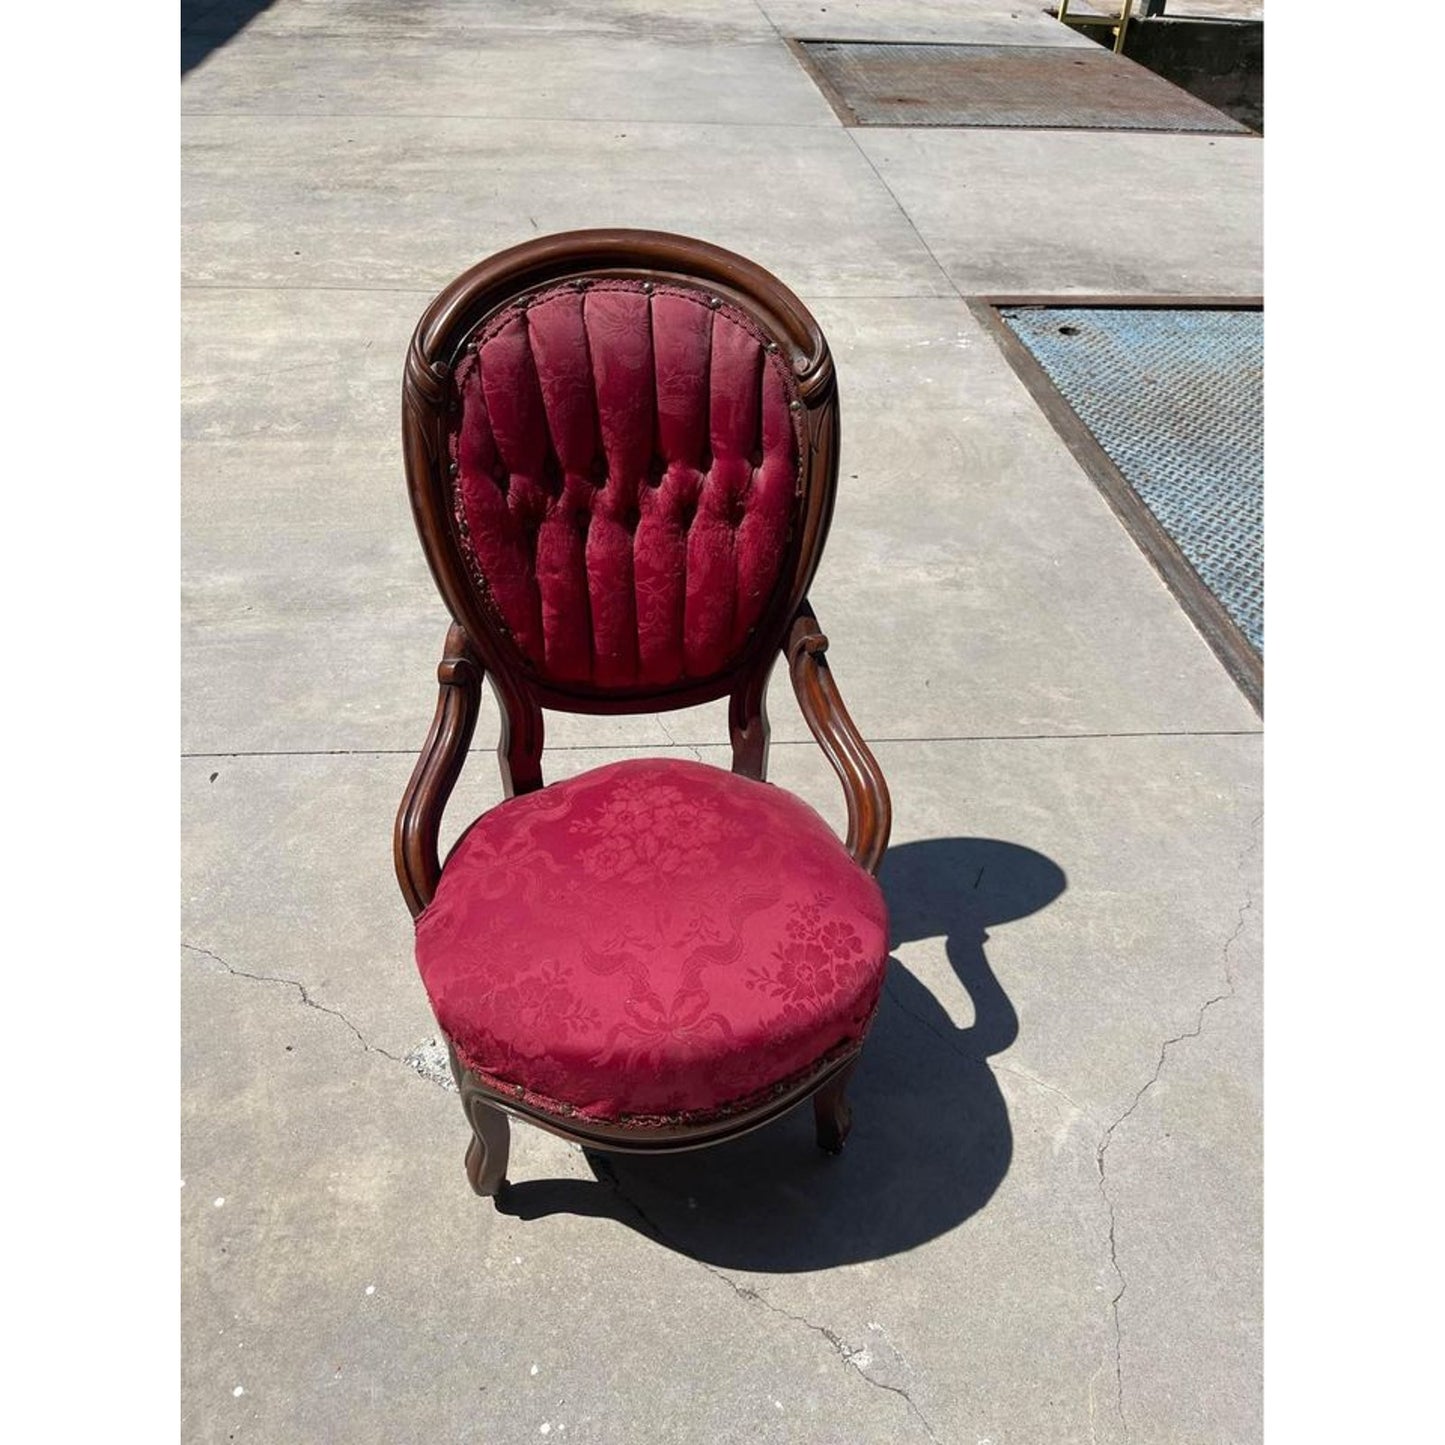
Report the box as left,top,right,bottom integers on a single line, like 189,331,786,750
795,41,1247,132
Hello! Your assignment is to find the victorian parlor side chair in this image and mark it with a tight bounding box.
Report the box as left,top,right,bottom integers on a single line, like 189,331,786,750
395,230,891,1205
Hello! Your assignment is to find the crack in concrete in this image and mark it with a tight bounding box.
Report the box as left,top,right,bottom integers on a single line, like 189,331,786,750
182,941,405,1065
704,1269,943,1445
884,976,1093,1120
1092,811,1261,1440
883,975,982,1064
993,1061,1093,1120
654,715,704,763
588,1154,941,1442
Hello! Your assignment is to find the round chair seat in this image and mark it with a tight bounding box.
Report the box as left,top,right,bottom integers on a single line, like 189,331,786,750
414,758,889,1126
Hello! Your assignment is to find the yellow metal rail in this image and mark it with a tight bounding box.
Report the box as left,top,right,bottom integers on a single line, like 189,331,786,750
1057,0,1136,54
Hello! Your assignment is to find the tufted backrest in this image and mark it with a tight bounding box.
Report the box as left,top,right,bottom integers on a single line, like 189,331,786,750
448,280,802,689
403,231,839,727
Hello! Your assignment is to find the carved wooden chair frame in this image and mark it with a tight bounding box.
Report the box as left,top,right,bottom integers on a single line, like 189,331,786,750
395,230,891,1200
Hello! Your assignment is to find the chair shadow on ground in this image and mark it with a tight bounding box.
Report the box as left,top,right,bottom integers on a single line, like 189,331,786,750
182,0,277,75
495,836,1067,1271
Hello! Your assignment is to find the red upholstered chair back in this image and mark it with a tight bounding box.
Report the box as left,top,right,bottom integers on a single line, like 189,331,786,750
402,232,839,741
453,279,800,689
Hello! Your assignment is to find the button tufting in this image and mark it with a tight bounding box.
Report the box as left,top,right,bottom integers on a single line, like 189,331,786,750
446,270,805,689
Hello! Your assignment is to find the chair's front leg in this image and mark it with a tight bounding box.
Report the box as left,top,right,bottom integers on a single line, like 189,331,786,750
449,1043,512,1199
463,1098,512,1198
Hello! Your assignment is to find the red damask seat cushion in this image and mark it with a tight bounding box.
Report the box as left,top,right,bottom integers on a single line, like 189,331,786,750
415,759,889,1125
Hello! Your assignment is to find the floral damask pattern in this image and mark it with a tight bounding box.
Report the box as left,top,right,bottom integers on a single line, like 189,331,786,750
481,962,601,1053
415,758,888,1123
746,893,869,1006
568,772,736,884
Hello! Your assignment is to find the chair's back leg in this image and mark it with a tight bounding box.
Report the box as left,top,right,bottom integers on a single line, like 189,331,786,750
492,672,545,797
729,659,773,781
812,1057,859,1155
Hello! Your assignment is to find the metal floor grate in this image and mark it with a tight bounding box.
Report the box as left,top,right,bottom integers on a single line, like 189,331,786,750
1001,305,1263,656
793,40,1246,131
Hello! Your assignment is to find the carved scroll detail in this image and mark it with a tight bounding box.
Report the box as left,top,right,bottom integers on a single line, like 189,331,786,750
786,600,892,876
393,624,484,917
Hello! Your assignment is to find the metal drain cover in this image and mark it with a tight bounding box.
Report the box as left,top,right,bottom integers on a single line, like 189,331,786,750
998,305,1262,682
795,41,1247,132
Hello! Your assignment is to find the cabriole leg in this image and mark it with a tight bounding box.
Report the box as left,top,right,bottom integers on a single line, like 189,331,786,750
813,1059,858,1155
463,1097,511,1198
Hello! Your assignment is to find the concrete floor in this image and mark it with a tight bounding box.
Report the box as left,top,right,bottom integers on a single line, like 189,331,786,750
181,3,1262,1441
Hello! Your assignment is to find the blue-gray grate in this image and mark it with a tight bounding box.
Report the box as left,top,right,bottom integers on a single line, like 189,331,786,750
1001,306,1262,653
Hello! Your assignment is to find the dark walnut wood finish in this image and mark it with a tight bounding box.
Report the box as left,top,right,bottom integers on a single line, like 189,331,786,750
395,230,891,1201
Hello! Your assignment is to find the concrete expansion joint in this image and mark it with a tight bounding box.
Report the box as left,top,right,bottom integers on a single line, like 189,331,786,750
1089,809,1260,1441
182,940,405,1066
588,1153,940,1442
